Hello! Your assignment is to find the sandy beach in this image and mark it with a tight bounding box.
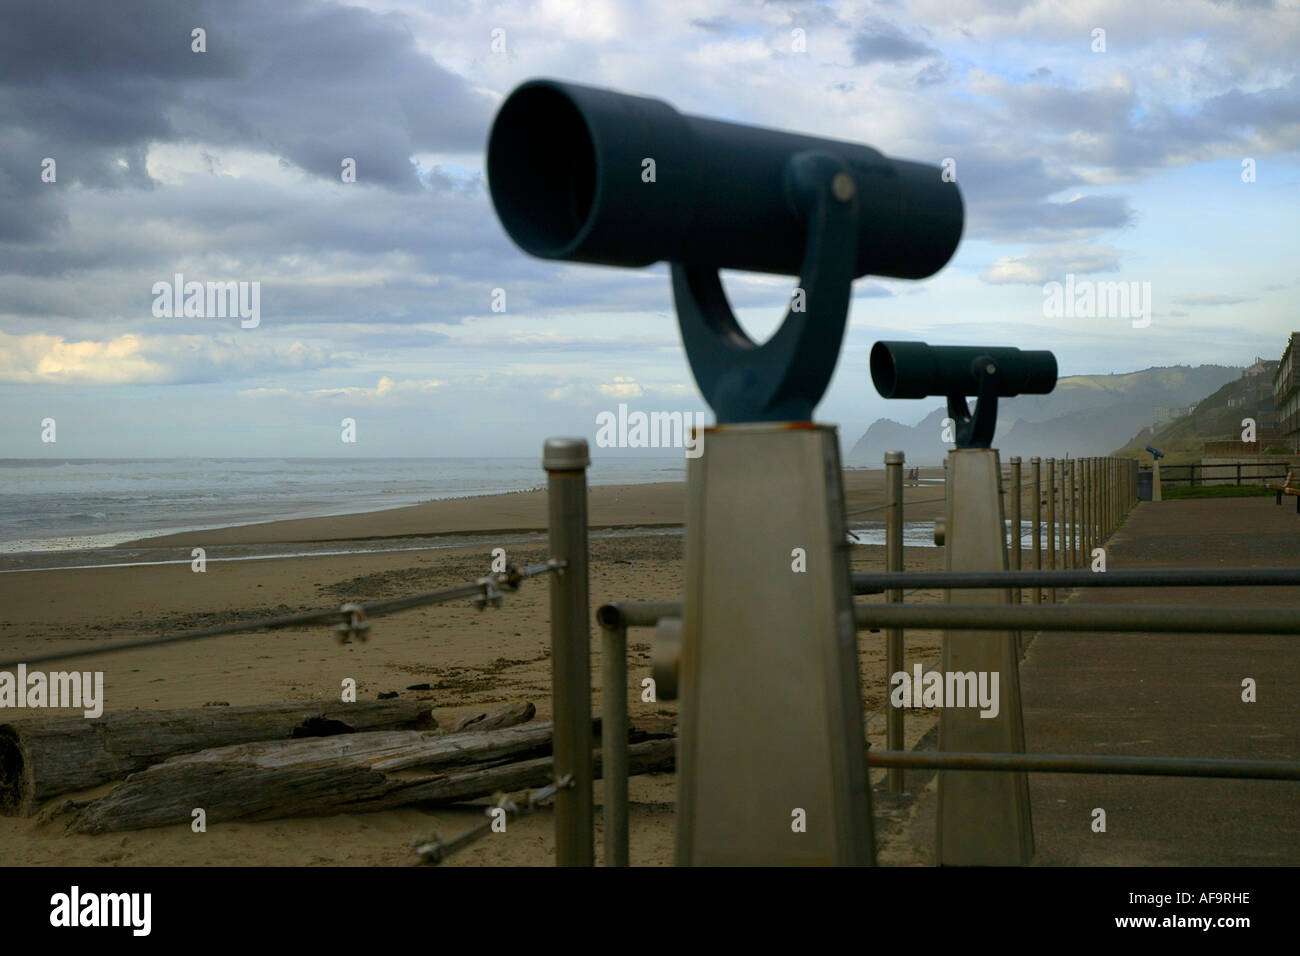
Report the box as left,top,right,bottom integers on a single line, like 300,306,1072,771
0,469,956,866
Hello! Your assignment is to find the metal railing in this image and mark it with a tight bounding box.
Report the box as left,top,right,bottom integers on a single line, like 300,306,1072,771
1159,460,1294,487
0,561,564,671
591,447,1300,866
35,439,1287,868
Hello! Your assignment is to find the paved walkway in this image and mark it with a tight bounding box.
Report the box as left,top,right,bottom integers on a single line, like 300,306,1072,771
898,497,1300,865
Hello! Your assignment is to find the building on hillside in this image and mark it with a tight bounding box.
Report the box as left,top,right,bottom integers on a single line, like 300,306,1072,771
1154,404,1195,426
1245,356,1278,379
1274,333,1300,449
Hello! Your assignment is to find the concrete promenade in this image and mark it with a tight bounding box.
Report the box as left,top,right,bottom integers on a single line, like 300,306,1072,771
895,497,1299,865
1022,497,1299,864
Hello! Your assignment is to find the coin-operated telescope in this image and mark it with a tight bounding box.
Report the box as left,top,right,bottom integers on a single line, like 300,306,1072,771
871,339,1058,866
871,342,1057,447
1146,445,1165,501
488,79,962,423
488,79,962,866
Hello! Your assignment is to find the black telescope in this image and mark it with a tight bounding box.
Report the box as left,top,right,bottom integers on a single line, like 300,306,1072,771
486,79,964,423
870,341,1057,448
870,342,1057,400
486,79,962,280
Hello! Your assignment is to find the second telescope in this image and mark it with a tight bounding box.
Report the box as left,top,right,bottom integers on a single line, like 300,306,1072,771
871,341,1058,399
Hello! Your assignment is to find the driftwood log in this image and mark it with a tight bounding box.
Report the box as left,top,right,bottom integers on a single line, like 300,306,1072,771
0,699,434,815
68,717,674,833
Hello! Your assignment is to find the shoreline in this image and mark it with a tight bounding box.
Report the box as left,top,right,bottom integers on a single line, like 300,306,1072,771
0,469,954,572
116,469,948,549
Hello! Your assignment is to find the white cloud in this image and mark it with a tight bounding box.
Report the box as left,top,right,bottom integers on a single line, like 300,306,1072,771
237,375,445,405
597,376,646,399
981,244,1123,285
0,331,329,385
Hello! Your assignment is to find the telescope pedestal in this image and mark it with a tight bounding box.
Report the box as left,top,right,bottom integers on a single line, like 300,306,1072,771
676,424,874,865
936,448,1034,865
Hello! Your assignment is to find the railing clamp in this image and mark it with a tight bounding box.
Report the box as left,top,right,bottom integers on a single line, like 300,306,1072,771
333,603,370,644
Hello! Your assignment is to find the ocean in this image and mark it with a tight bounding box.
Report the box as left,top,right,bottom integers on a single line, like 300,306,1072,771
0,457,687,554
1,458,1047,569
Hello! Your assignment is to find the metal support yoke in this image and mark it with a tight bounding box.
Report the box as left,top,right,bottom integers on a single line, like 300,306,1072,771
671,152,857,423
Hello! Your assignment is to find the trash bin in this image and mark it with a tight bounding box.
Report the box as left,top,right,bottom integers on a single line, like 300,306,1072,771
1137,470,1153,501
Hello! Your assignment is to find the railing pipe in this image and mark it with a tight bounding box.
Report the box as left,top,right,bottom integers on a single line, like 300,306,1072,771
854,603,1300,634
867,750,1300,781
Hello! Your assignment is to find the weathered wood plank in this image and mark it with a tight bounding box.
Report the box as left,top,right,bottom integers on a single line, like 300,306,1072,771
68,722,674,833
0,699,434,815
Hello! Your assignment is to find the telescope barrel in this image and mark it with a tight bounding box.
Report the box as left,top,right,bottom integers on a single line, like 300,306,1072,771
487,79,963,279
871,341,1057,399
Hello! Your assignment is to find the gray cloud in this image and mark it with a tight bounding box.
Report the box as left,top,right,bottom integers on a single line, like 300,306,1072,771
0,0,492,245
851,19,938,64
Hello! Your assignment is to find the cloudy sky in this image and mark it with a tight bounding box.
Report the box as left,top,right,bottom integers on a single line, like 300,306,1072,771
2,0,1297,458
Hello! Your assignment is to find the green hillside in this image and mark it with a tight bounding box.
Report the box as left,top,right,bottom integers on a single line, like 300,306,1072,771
1113,374,1275,464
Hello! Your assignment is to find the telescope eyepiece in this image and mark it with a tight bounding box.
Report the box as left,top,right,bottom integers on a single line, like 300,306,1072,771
487,84,599,258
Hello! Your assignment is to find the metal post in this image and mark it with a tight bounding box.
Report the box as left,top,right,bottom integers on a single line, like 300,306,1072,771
1066,460,1073,568
1076,457,1086,561
1088,458,1096,555
1115,459,1120,526
1111,458,1117,531
1046,458,1056,602
678,425,874,865
1031,457,1041,603
1105,458,1111,537
1101,458,1108,539
543,437,594,867
1077,459,1084,563
937,449,1034,865
1089,458,1096,557
884,450,905,794
600,621,628,867
1064,458,1073,571
1009,457,1022,604
1092,463,1102,548
1100,458,1106,542
1103,458,1108,538
1082,458,1091,561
